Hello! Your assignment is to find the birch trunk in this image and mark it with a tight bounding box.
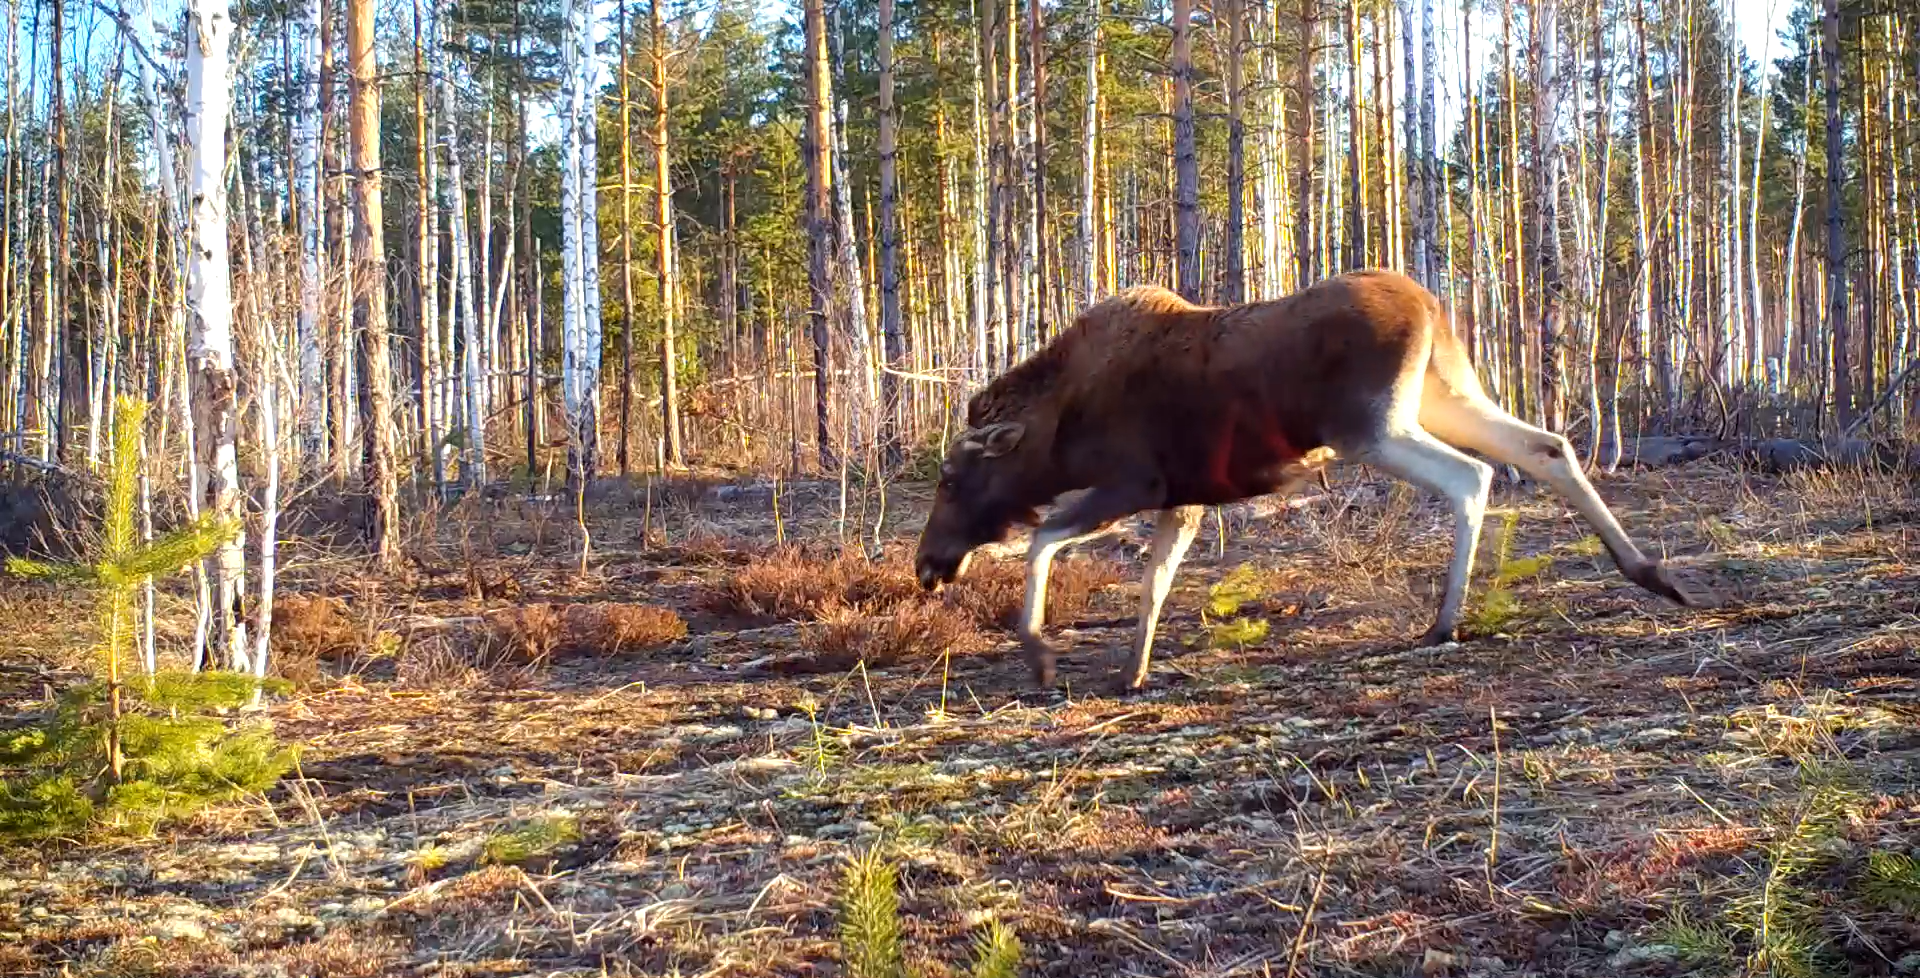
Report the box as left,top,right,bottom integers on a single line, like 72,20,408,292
413,0,441,487
561,0,603,483
184,0,249,666
440,20,485,487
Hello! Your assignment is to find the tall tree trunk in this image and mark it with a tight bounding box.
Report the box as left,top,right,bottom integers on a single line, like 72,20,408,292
804,0,834,466
561,0,604,484
618,0,634,474
1171,0,1199,300
878,0,904,463
1823,0,1850,425
827,17,875,434
652,0,683,467
184,0,249,664
1345,0,1366,272
1296,0,1316,287
439,19,484,487
1532,0,1565,433
50,0,67,459
293,0,323,466
349,0,400,567
1027,0,1050,336
412,0,440,488
1225,0,1246,303
971,0,992,383
1078,0,1100,307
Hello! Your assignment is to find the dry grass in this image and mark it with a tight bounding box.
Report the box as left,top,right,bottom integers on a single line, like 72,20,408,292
797,600,987,672
483,602,565,665
561,602,688,654
271,595,359,661
706,544,1128,637
939,554,1129,630
702,545,920,621
16,465,1920,978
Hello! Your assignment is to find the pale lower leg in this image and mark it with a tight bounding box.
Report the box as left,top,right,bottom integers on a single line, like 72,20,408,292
1362,428,1493,644
1015,483,1166,685
1120,505,1203,690
1419,390,1695,605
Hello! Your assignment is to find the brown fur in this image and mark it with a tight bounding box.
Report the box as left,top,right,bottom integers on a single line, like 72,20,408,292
918,269,1700,691
964,271,1442,512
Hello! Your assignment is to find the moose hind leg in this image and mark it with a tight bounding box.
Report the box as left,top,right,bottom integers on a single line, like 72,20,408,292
1418,391,1697,606
1018,483,1162,686
1361,427,1494,646
1119,505,1204,691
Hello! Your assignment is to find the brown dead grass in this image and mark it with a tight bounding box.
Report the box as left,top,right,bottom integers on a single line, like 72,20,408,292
561,602,688,654
702,545,919,621
705,545,1128,634
796,600,986,672
483,603,565,665
250,929,402,978
940,554,1129,630
271,595,359,661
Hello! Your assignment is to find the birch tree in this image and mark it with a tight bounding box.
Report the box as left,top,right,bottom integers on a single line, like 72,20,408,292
183,0,248,665
561,0,604,483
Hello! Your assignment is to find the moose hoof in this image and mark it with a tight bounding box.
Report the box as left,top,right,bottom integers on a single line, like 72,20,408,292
1413,625,1459,650
1021,634,1060,687
1636,560,1703,608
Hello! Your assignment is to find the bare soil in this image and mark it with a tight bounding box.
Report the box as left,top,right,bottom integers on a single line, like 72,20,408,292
2,464,1917,977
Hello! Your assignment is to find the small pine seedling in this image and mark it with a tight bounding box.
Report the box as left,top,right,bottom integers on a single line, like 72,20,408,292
838,845,908,978
1463,510,1553,636
835,844,1025,978
969,919,1023,978
0,396,292,841
1860,850,1920,912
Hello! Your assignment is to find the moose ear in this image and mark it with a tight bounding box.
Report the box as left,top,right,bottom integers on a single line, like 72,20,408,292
977,422,1025,457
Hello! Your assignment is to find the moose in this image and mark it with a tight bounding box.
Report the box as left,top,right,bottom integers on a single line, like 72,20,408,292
913,269,1699,691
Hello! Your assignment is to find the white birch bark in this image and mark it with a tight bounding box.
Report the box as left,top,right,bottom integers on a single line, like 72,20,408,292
829,85,874,441
184,0,249,668
560,0,601,480
439,22,485,487
87,50,123,469
296,0,323,461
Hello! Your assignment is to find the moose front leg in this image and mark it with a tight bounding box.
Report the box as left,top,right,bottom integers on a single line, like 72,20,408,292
1018,482,1163,686
1118,505,1204,691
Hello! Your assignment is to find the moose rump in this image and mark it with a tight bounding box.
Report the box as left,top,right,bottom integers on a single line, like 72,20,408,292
914,269,1697,691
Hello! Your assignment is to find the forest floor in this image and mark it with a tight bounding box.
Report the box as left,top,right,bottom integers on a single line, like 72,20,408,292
2,461,1919,978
